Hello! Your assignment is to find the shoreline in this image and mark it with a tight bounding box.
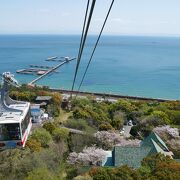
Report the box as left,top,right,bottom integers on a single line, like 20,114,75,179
50,88,174,102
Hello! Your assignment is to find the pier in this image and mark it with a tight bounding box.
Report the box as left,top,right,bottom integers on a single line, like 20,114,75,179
28,58,76,85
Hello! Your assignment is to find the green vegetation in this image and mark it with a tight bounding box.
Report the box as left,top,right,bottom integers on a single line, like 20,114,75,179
87,154,180,180
0,86,179,179
10,85,62,117
71,97,180,133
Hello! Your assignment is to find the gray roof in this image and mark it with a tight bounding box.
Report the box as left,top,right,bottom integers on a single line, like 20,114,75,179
113,146,152,168
111,132,171,168
141,132,169,151
36,96,52,101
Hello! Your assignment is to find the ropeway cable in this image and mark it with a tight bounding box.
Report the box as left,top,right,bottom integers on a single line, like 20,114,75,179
71,0,96,96
76,0,115,95
72,0,90,94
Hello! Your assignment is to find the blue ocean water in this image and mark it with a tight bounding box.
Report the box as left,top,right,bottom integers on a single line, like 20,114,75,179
0,35,180,100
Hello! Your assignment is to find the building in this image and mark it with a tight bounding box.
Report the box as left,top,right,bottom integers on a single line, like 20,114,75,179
35,96,52,106
103,132,173,168
30,104,44,123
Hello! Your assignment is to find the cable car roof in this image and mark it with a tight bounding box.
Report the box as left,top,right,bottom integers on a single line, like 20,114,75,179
0,102,30,124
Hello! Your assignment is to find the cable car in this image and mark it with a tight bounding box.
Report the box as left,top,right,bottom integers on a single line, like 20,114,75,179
0,72,32,150
0,103,32,149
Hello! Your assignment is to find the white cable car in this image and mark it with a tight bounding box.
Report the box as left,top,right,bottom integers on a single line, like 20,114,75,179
0,72,32,150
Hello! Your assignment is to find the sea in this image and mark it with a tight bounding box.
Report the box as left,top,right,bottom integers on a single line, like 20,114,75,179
0,35,180,100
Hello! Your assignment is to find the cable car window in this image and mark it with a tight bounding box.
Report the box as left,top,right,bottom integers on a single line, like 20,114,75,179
21,110,31,136
0,123,21,141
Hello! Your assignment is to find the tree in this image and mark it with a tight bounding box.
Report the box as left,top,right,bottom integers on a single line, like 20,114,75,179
52,127,69,143
141,153,180,180
167,110,180,125
31,128,52,147
151,111,171,125
99,123,113,131
89,166,140,180
47,104,60,117
111,111,125,129
89,167,111,180
0,149,31,178
152,162,180,180
69,133,97,152
141,153,173,171
68,146,107,166
109,100,137,115
51,92,62,106
43,122,56,134
26,139,42,152
25,168,58,180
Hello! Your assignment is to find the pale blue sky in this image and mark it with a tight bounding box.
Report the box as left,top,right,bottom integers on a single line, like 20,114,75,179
0,0,180,36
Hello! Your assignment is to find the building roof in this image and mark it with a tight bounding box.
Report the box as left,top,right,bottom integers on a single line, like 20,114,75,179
36,96,52,101
110,132,171,168
113,146,152,168
150,139,165,154
0,103,30,124
141,132,169,151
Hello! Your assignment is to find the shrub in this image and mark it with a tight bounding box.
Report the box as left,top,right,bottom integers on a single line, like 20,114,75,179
52,128,69,143
141,153,173,171
43,122,56,134
99,123,113,131
47,104,60,117
26,139,42,152
51,92,62,106
167,110,180,125
25,168,58,180
151,111,171,125
65,119,89,131
111,111,125,129
109,99,137,115
31,128,52,147
69,134,97,152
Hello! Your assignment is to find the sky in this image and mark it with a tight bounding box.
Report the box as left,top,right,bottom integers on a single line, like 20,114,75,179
0,0,180,36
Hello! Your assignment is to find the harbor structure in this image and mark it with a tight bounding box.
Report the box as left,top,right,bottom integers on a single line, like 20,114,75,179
28,57,76,85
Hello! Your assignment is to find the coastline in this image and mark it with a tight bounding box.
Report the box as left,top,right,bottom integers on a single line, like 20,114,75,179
50,88,173,102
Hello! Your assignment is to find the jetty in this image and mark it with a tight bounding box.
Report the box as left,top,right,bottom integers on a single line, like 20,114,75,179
28,57,76,85
16,68,49,75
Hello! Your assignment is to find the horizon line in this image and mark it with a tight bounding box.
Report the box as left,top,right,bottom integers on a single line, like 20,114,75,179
0,33,180,38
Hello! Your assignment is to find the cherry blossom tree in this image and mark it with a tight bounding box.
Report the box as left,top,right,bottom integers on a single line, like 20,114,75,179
68,146,107,166
94,131,140,147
